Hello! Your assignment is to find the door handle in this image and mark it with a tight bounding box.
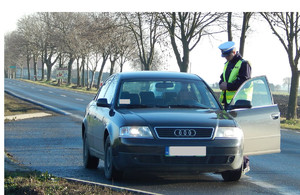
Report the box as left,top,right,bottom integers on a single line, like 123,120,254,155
271,113,279,120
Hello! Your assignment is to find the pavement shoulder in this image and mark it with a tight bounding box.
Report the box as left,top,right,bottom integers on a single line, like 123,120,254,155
4,112,52,121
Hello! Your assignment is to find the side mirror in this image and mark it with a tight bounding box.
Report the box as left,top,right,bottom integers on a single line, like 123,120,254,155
96,98,110,107
228,100,252,110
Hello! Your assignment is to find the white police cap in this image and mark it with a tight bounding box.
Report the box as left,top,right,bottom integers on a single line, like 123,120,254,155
218,41,235,57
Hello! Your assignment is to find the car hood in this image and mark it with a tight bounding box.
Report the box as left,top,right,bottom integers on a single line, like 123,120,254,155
118,108,236,128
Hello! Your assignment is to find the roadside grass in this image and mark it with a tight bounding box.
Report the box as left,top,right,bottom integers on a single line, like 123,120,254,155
280,118,300,130
20,79,98,94
4,93,48,116
5,171,131,195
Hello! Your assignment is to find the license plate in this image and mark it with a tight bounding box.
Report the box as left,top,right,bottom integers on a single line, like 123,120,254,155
165,146,206,157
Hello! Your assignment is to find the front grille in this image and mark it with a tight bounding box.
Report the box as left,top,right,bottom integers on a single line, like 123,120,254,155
154,127,214,139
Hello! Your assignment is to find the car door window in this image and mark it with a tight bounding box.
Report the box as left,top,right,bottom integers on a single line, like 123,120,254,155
97,76,114,100
230,76,273,107
104,75,118,104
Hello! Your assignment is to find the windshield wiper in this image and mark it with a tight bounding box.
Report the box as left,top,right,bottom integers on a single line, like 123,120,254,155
168,104,209,109
119,104,153,108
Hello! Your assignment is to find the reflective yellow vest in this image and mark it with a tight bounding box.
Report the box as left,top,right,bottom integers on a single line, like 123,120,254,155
219,60,243,104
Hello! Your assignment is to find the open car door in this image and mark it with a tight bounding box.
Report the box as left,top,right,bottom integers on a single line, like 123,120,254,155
227,76,281,156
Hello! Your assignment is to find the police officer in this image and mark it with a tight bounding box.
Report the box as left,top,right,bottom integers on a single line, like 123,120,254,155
218,41,251,174
218,41,252,109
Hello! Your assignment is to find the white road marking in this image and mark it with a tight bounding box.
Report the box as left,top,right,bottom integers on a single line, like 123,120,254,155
39,89,43,92
5,112,52,121
250,181,291,195
61,95,67,97
63,177,162,195
75,98,84,101
244,175,292,195
49,91,53,93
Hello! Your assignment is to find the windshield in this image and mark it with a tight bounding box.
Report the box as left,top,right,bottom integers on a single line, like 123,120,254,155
117,79,220,109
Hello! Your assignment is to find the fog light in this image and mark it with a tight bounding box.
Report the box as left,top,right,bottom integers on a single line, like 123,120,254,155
227,156,235,163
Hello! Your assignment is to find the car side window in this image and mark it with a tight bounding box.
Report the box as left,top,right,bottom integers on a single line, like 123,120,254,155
104,76,118,104
97,76,114,100
231,76,273,107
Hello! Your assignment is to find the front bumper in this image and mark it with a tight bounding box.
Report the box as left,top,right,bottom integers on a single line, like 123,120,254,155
113,138,243,173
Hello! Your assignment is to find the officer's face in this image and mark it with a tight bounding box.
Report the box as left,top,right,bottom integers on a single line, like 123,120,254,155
225,51,236,61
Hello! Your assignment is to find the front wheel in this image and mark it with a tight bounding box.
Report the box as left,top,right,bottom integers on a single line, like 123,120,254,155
83,132,99,169
104,136,123,180
221,164,243,182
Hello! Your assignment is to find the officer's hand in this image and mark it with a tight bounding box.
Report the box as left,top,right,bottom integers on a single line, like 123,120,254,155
219,82,227,91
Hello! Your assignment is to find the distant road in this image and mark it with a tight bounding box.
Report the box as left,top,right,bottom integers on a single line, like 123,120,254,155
4,79,300,195
5,79,95,119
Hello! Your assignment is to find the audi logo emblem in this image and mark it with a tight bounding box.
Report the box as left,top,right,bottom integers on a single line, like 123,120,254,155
174,129,196,137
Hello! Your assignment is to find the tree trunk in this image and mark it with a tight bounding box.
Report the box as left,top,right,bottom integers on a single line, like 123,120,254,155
33,55,37,81
41,53,45,81
86,57,89,88
46,63,52,81
89,71,95,89
110,60,115,76
76,58,81,87
170,32,190,72
227,12,233,41
21,67,23,79
81,56,86,87
168,15,189,72
67,56,75,85
27,54,31,80
97,65,105,89
287,68,299,119
57,54,63,86
239,12,252,56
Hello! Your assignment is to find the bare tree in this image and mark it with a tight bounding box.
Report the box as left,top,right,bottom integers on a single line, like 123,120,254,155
123,12,164,70
87,12,115,88
161,12,225,72
225,12,254,56
37,12,60,81
17,15,40,80
4,31,26,78
51,12,82,85
261,12,300,119
116,21,137,72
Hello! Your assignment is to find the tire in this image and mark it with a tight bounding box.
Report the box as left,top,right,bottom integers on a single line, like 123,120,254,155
221,164,243,182
104,136,123,180
83,132,99,169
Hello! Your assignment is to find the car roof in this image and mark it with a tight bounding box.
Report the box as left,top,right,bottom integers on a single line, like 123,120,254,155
117,71,202,80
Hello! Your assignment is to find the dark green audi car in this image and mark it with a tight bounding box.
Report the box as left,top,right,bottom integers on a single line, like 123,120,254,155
82,71,280,181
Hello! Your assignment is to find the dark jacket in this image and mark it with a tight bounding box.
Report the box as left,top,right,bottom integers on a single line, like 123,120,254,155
219,52,252,91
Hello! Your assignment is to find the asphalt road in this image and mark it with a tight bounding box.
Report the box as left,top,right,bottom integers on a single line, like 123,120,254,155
4,79,300,195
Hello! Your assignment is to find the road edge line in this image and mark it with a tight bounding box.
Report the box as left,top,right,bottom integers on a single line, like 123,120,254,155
4,90,83,121
63,177,162,195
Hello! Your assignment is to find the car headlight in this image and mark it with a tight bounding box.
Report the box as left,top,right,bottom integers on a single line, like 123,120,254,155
119,126,153,138
215,127,243,139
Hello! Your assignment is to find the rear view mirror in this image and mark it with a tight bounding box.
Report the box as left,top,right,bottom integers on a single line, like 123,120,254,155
229,100,252,110
97,98,110,107
155,82,174,89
